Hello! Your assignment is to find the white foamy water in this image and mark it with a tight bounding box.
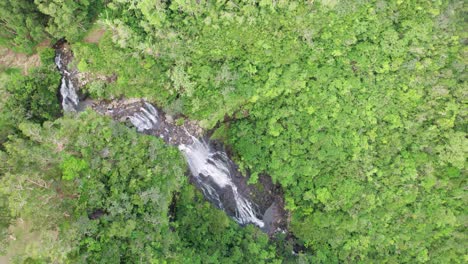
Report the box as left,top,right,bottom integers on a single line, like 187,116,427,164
129,103,264,227
55,54,79,112
55,48,265,228
128,102,160,131
179,137,264,227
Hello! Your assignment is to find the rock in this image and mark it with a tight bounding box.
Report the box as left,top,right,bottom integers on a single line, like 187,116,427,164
100,148,110,158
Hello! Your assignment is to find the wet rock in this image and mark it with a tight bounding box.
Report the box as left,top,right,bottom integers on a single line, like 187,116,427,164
55,42,81,112
166,115,174,123
92,99,203,146
54,40,288,235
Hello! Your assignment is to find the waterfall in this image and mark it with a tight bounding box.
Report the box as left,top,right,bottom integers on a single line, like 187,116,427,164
128,102,159,131
54,50,266,229
55,53,79,112
129,103,265,228
179,138,264,227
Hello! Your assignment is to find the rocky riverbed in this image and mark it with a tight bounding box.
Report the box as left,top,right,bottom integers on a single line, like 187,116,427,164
55,41,288,235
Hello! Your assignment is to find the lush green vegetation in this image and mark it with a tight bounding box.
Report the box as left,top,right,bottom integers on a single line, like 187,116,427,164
4,48,60,124
1,0,466,263
0,0,48,54
0,111,280,263
0,48,59,146
0,0,103,53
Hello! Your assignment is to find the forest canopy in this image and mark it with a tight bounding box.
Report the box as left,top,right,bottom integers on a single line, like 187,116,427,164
0,0,466,263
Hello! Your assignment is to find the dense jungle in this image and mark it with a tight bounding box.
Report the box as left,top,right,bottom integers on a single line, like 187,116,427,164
0,0,466,263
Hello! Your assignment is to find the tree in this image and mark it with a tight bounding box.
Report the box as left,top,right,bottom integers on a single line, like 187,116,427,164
34,0,103,42
4,61,61,123
0,0,48,53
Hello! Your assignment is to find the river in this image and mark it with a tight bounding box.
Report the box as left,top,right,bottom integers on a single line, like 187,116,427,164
54,43,286,233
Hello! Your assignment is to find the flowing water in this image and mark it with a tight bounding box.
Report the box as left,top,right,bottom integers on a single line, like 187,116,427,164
129,103,265,227
179,137,264,227
55,52,79,112
55,50,265,228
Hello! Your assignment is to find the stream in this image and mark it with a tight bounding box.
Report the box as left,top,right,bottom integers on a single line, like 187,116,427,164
55,51,79,112
54,43,285,233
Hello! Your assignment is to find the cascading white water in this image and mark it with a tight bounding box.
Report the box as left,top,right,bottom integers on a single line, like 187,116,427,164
54,48,270,230
179,138,264,227
128,102,159,131
129,103,264,228
55,53,79,112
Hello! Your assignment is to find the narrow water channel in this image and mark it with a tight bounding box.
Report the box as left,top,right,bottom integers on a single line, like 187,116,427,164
54,45,269,229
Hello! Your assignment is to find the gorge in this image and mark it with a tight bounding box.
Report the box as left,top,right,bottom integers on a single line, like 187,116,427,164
54,42,286,234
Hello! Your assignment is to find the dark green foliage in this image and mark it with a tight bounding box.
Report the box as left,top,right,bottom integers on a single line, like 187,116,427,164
0,112,186,262
71,34,175,106
0,46,57,146
83,0,466,262
172,184,281,264
34,0,104,42
4,61,61,123
0,0,103,53
0,69,17,147
60,111,186,263
0,112,284,262
223,1,467,262
0,0,466,263
0,188,9,255
0,0,48,53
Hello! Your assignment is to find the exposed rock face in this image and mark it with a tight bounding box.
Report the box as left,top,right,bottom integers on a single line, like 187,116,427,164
54,41,81,112
180,136,265,227
92,99,203,146
92,99,288,232
54,41,287,235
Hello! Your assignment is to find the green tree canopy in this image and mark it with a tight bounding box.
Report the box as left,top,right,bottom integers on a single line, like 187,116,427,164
0,0,48,53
